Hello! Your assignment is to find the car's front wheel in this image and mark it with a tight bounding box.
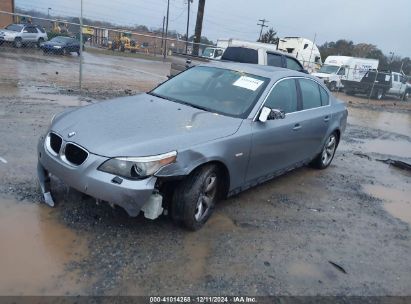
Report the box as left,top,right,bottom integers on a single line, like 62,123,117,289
310,133,338,169
172,164,221,230
13,38,22,48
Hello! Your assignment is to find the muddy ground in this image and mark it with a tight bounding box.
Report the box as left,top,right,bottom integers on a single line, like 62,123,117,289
0,47,410,296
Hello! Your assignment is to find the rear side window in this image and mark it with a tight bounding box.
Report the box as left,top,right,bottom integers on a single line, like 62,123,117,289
286,57,303,71
319,86,329,106
221,47,258,64
265,79,298,113
37,27,46,33
267,53,283,67
299,79,322,110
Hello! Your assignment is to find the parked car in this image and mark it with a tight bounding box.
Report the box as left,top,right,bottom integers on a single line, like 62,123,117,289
40,36,81,55
202,47,224,60
0,23,48,48
37,62,347,230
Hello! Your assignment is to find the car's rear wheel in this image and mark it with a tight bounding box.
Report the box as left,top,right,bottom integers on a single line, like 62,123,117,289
171,164,220,230
310,133,338,169
14,38,22,48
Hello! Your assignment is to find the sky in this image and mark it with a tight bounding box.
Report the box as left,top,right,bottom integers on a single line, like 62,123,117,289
15,0,411,57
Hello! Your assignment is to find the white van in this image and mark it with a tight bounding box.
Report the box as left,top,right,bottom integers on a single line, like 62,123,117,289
313,56,379,91
277,37,322,73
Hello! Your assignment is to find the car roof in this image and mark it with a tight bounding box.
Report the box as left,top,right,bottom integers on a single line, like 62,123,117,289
198,61,308,80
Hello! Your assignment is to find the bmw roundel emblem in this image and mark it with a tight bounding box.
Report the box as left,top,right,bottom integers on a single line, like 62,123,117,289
68,131,76,138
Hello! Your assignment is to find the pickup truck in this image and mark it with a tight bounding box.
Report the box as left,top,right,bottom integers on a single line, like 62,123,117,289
342,71,408,100
170,46,307,77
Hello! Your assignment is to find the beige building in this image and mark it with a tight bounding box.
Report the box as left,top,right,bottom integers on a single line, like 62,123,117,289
0,0,14,28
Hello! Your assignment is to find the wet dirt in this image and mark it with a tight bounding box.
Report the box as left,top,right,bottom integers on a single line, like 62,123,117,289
0,48,411,296
0,195,88,295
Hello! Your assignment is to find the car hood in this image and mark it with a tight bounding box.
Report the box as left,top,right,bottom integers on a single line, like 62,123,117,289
51,94,243,157
312,72,332,79
0,29,18,35
43,41,65,46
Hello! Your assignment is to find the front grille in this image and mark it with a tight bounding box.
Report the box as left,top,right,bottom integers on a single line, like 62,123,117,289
64,143,88,165
49,133,62,154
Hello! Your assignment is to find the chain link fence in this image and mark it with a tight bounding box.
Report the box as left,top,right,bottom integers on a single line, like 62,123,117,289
0,11,214,97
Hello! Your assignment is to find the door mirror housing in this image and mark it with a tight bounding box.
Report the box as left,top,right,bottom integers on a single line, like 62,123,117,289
258,106,286,122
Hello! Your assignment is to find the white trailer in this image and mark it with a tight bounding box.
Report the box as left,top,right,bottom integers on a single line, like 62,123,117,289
277,37,322,73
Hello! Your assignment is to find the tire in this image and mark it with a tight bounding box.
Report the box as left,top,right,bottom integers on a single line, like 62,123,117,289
13,38,22,48
171,164,221,230
37,38,44,48
402,91,409,101
371,88,384,100
329,82,337,92
310,132,338,170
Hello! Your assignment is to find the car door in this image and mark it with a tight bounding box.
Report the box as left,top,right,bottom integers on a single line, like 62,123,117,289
25,26,37,42
246,78,304,183
295,78,331,158
391,73,400,95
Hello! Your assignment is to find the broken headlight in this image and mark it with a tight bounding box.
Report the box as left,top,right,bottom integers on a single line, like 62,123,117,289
98,151,177,179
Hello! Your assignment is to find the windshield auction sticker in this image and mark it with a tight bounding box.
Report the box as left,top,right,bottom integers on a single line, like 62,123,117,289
233,76,264,91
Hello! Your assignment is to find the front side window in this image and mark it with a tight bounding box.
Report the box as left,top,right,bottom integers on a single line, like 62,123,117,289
286,57,303,71
264,79,298,113
151,66,269,118
267,53,283,67
394,74,399,82
299,79,322,110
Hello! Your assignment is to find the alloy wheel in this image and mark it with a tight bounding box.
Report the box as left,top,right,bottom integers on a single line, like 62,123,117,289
194,174,217,221
321,134,337,167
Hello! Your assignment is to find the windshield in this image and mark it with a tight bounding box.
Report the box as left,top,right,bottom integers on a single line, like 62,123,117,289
5,24,23,32
151,66,269,118
318,65,340,74
51,37,72,43
202,48,214,58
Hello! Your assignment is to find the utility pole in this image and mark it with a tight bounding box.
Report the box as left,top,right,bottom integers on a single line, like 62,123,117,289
47,7,51,19
185,0,193,54
160,16,165,56
257,19,268,41
163,0,170,59
193,0,205,56
79,0,83,93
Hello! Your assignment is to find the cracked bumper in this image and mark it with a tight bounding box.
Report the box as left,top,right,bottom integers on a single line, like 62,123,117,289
37,135,156,217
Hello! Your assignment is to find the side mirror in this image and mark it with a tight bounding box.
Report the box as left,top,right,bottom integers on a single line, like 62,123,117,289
258,107,285,122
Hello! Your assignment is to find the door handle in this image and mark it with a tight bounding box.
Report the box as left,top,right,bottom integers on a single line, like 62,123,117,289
293,123,302,131
324,116,330,122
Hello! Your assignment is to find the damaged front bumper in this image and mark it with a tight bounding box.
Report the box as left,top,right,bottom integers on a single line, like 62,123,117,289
37,135,156,217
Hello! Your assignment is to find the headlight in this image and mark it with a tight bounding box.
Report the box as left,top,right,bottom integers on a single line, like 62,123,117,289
53,45,62,49
98,151,177,179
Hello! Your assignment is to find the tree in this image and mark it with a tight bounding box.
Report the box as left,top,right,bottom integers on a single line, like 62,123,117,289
193,0,206,56
257,27,278,44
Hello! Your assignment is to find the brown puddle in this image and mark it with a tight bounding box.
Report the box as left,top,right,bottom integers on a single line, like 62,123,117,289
363,184,411,225
348,107,411,137
0,196,88,295
361,139,411,158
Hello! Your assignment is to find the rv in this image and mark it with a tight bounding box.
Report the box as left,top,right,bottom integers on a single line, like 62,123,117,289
277,37,322,73
313,56,379,91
